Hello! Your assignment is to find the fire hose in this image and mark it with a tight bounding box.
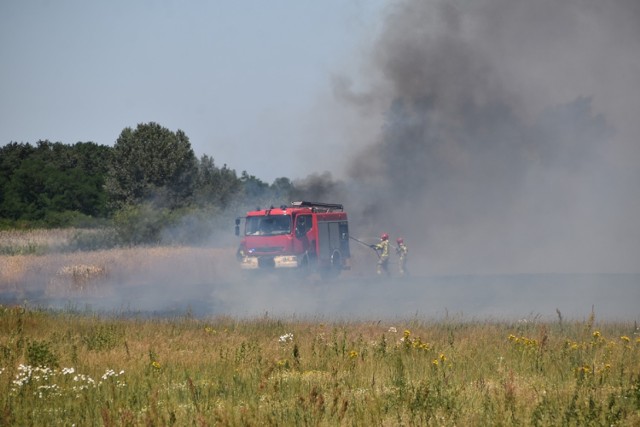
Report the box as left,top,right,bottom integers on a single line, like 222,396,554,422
349,236,381,259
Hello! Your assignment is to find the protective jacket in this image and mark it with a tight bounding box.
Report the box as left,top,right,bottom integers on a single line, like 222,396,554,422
396,243,408,258
374,240,389,259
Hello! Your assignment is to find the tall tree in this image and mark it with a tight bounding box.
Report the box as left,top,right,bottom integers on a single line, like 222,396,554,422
0,142,35,218
0,141,110,225
239,171,269,200
105,122,197,209
194,155,241,208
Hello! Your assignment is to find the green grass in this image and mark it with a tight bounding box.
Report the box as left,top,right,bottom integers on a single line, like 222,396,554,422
0,306,639,426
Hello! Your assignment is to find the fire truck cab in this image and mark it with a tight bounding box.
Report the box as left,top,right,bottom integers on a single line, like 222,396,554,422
235,201,350,275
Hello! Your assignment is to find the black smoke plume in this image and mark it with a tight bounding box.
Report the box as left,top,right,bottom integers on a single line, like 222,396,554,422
328,0,640,275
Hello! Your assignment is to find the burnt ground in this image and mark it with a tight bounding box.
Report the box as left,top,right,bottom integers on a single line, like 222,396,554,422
2,270,638,322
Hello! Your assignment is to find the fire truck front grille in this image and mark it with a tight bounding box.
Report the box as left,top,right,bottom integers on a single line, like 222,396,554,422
258,257,276,268
253,246,284,253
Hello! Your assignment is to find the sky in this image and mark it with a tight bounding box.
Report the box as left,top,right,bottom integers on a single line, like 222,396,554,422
0,0,384,182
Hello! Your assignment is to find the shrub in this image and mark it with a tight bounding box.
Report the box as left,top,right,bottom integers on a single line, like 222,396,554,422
26,340,59,368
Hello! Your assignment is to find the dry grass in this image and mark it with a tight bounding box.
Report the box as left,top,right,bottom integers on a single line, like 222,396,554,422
0,228,76,252
0,246,234,293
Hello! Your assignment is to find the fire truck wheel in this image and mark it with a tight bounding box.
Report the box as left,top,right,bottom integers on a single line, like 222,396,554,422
321,250,341,279
331,250,341,269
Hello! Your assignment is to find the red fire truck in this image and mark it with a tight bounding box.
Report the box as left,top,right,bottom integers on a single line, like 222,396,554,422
235,201,350,275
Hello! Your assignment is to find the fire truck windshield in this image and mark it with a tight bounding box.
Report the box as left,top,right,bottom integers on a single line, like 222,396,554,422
245,215,292,236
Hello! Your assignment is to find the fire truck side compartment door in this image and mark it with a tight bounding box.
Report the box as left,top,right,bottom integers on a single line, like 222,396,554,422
318,221,330,259
329,222,340,251
318,221,341,260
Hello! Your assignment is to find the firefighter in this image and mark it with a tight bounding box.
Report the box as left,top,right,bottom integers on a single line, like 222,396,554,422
371,233,390,275
396,237,408,276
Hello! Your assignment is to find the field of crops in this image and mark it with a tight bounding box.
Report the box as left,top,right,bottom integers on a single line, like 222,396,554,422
1,230,639,425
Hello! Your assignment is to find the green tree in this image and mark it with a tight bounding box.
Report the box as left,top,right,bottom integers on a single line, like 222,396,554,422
232,173,298,212
270,177,294,201
239,171,269,200
0,141,110,226
0,142,36,221
105,122,197,210
193,155,241,208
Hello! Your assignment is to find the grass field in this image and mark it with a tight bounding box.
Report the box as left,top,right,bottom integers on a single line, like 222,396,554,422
0,307,639,426
1,230,639,425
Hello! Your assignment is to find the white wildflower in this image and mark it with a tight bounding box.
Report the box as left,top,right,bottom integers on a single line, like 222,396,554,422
279,333,294,343
101,369,115,380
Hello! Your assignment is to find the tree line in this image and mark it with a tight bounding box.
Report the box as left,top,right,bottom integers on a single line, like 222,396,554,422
0,122,297,244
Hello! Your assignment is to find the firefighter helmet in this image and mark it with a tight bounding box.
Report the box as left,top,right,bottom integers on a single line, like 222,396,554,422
381,233,389,240
396,237,403,244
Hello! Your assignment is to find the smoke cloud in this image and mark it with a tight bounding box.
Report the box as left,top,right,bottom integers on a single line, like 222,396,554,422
4,0,639,321
328,0,640,275
290,172,348,203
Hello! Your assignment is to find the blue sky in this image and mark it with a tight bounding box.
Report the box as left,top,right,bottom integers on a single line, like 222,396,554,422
0,0,385,182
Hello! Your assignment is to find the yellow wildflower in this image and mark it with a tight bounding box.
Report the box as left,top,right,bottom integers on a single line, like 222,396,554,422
620,336,630,343
151,361,161,370
576,365,591,375
348,350,358,359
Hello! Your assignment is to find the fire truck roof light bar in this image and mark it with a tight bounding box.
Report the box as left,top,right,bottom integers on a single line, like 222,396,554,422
290,201,343,211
